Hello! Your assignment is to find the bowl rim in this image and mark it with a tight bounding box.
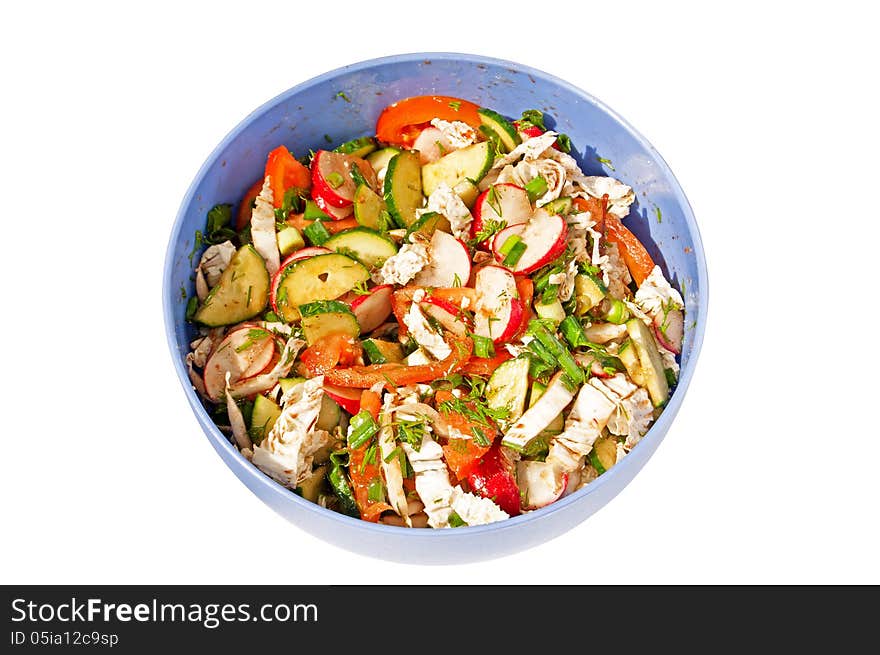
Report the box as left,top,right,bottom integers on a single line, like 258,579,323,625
163,51,708,538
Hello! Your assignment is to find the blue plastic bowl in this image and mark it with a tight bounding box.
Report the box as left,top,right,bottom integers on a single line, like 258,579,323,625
163,53,707,563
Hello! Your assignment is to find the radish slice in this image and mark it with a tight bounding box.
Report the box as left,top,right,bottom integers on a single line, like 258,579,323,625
203,327,276,401
473,265,523,344
311,150,376,208
516,460,568,510
239,339,276,378
654,308,684,355
493,208,567,274
314,193,355,219
323,384,361,414
413,230,471,288
350,284,393,333
269,247,333,314
471,183,532,246
420,300,468,336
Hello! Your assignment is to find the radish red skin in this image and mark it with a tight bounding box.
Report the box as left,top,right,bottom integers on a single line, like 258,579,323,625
323,384,362,414
350,284,394,333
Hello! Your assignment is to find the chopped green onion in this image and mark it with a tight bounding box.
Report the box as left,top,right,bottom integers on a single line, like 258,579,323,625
540,284,559,305
605,299,629,324
303,220,331,246
520,109,546,130
185,296,198,321
664,368,678,388
383,446,402,463
448,511,468,527
448,101,462,111
347,411,380,449
589,450,606,475
328,451,358,517
325,172,344,189
263,310,282,323
502,241,527,267
367,477,385,503
304,200,331,221
555,134,572,153
559,315,587,349
524,176,549,202
350,166,369,188
527,338,556,367
528,319,584,385
471,334,495,359
361,340,388,365
498,234,521,256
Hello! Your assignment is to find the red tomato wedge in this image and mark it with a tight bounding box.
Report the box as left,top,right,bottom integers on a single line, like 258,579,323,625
265,145,311,209
376,96,482,147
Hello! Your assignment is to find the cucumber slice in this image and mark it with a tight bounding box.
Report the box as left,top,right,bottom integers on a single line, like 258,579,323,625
362,339,404,364
353,184,387,230
194,245,269,327
274,253,369,323
617,339,645,386
277,226,305,256
278,376,305,395
544,197,573,215
383,150,423,227
299,300,360,345
279,377,344,431
626,318,670,407
421,141,493,196
574,274,606,315
334,136,377,158
366,146,400,174
249,394,281,445
296,465,328,503
486,356,531,428
315,395,342,432
591,437,617,473
477,108,521,153
452,178,480,209
323,227,398,269
405,211,452,240
534,298,566,325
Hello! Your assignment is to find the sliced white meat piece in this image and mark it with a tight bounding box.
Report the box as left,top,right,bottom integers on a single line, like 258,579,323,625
449,487,509,525
430,118,477,149
416,182,473,240
372,241,430,286
401,431,455,528
492,131,559,169
252,375,332,488
545,380,617,473
250,176,280,276
502,372,576,452
634,265,685,320
378,394,410,525
224,372,251,451
601,242,632,300
403,302,451,360
198,240,237,287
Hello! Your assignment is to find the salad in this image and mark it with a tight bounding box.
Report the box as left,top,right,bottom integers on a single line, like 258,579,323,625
183,95,685,528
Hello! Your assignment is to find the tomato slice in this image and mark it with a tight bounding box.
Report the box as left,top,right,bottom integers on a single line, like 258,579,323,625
265,145,311,209
376,96,482,147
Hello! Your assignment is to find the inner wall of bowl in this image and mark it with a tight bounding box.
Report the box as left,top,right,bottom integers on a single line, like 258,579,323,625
169,55,701,387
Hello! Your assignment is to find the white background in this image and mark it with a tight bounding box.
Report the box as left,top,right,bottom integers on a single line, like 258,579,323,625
1,1,877,584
